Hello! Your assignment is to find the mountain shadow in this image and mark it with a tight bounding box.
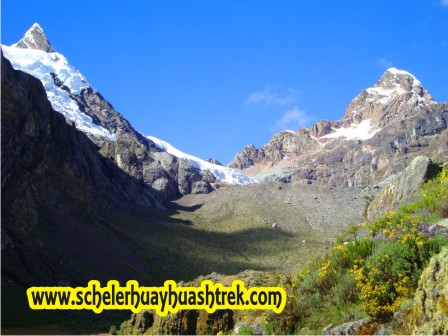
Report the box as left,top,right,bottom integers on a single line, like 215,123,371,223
1,51,295,333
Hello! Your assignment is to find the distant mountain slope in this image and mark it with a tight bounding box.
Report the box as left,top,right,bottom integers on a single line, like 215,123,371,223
229,68,448,187
2,23,255,202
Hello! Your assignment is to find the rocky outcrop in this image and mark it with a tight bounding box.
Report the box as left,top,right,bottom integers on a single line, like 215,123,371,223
309,120,339,138
410,247,448,335
229,69,448,188
228,130,321,170
264,129,320,162
207,158,223,166
322,318,379,335
228,144,266,170
366,156,437,221
121,309,234,335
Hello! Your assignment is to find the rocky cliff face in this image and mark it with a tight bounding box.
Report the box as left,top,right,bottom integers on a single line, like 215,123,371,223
1,52,161,213
1,50,168,302
229,69,448,188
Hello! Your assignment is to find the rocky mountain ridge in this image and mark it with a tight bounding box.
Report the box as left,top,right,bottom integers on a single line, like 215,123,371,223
229,68,447,187
1,49,162,296
3,24,255,202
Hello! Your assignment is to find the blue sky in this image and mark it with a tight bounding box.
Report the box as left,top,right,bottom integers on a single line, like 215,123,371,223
2,0,448,164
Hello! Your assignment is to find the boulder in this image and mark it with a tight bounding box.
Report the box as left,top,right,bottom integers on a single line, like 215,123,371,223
120,309,234,335
366,156,434,221
321,318,378,335
410,247,448,334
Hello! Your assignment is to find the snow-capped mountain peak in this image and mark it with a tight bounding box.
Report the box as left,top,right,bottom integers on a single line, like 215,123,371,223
13,22,55,53
384,67,420,84
364,67,434,106
340,67,435,129
2,24,116,140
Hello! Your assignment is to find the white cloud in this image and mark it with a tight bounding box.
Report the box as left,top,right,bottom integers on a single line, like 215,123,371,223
442,0,448,6
377,57,392,68
245,86,300,106
272,106,314,132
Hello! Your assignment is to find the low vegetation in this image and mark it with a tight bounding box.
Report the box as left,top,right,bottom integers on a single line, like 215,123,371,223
116,165,448,335
260,165,448,334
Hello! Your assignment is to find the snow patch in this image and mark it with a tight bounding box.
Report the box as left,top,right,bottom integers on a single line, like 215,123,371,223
147,136,257,185
310,135,325,147
321,119,381,141
365,84,407,104
364,67,431,105
2,45,116,141
386,67,421,84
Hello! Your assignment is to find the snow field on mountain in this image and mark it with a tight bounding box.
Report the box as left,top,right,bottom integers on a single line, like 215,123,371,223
2,45,117,140
321,119,381,141
147,136,258,185
3,41,256,185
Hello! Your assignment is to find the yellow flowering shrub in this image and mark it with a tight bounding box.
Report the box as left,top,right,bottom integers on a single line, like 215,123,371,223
353,242,419,321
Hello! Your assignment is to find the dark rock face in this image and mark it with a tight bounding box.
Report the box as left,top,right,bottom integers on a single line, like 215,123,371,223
229,69,448,188
1,52,161,212
1,50,171,304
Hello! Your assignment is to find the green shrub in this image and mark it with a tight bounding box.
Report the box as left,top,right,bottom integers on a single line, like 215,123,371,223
331,272,358,305
354,233,448,321
237,325,255,335
353,241,419,321
263,165,448,332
